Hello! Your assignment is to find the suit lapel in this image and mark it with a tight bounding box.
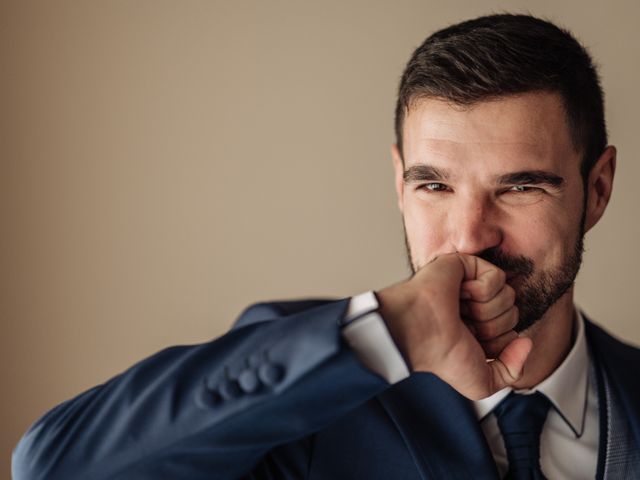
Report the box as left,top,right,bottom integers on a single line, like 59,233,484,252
585,319,640,453
586,319,640,479
377,372,499,480
372,320,638,480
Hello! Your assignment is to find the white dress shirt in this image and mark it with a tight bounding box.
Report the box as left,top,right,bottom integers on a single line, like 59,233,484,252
342,292,599,479
473,310,598,478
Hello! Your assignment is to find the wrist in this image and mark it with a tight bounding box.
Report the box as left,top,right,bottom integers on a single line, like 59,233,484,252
341,291,410,383
374,285,416,369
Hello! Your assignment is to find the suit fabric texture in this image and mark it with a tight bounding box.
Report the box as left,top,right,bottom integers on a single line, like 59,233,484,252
12,299,640,479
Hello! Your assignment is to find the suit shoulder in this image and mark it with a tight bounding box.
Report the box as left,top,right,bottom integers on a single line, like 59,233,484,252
585,318,640,360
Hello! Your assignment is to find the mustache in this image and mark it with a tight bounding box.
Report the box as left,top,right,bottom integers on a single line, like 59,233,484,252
477,247,534,278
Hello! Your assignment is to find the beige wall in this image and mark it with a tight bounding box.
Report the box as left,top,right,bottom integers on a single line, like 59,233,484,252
2,0,639,476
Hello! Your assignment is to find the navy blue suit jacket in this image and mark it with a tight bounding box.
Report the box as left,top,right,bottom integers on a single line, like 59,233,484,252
12,299,640,479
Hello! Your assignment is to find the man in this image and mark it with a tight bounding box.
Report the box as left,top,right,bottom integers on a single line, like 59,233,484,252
13,13,640,480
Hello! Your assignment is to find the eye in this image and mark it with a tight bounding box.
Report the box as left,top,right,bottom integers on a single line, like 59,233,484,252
420,182,449,192
500,185,546,205
507,185,542,193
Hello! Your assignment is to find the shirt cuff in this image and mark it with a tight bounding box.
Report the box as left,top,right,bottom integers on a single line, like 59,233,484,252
341,291,410,384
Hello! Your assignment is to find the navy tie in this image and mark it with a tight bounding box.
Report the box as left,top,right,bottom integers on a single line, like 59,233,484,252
493,391,551,480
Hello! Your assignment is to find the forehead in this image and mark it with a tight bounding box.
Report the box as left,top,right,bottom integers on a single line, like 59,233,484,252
402,92,579,174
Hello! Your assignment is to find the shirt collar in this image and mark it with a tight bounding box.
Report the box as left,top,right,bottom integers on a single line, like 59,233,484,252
472,309,589,437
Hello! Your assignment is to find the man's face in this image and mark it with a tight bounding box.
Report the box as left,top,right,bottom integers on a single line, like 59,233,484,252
393,92,587,331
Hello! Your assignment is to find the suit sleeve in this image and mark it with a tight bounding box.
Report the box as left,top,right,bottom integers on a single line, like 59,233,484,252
12,299,389,480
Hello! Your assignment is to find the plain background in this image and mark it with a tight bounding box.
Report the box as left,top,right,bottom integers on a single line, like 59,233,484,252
2,1,639,477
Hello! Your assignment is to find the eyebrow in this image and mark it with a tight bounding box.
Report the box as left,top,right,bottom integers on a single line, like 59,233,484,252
403,164,565,188
497,170,565,187
403,165,450,183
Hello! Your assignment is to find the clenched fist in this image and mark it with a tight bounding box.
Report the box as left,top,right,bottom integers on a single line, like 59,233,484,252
376,253,532,400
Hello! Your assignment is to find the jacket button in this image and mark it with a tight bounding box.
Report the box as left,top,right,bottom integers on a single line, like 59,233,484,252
219,379,242,400
238,369,260,393
258,363,284,386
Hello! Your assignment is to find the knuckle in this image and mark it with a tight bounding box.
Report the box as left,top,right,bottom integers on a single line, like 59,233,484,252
473,286,492,303
469,301,488,319
511,305,520,327
506,285,516,304
494,287,514,313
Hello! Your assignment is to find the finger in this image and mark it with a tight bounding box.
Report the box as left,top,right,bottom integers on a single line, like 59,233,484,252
428,253,468,287
456,254,505,284
489,336,533,390
474,255,508,280
466,285,516,321
473,305,518,341
455,254,479,282
460,268,507,303
480,329,517,359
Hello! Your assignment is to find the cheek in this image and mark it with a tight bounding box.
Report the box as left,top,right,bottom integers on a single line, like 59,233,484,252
403,201,450,264
503,209,578,267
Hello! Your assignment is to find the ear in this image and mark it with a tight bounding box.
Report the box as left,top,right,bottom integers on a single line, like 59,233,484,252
584,145,616,232
391,143,405,213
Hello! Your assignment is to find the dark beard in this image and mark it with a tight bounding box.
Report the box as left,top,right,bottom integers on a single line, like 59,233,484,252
477,236,584,332
403,214,585,332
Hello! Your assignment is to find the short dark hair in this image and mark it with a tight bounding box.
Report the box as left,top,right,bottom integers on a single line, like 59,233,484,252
394,14,607,179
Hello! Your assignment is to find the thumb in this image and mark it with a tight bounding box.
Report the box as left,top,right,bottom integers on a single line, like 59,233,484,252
489,336,533,391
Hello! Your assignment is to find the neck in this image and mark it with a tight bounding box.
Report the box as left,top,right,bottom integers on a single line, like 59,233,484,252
512,289,577,389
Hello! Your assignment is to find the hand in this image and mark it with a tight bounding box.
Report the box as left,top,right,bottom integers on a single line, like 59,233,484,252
376,253,532,400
